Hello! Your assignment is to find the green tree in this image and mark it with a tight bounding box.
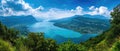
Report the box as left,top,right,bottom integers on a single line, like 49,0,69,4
111,4,120,25
23,32,57,51
112,41,120,51
58,41,79,51
14,37,30,51
0,22,19,41
0,39,15,51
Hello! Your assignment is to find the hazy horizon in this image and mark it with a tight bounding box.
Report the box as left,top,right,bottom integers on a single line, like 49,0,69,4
0,0,119,21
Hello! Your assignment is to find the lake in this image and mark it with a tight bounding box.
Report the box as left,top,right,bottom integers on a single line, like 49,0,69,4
28,21,98,43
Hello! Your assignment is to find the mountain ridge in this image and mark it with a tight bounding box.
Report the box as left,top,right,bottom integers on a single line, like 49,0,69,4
0,15,38,27
52,15,110,34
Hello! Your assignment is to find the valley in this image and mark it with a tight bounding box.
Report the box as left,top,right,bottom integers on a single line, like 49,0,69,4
28,21,97,43
0,14,109,43
0,0,120,51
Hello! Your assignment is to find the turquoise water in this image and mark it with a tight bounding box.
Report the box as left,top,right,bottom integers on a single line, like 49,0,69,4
28,21,97,43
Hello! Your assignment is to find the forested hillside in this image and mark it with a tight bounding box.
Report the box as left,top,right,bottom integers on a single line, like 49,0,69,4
0,21,57,51
77,4,120,51
53,15,110,34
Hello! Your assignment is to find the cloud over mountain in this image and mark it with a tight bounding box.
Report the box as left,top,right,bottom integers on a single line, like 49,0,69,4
87,6,111,17
0,0,111,21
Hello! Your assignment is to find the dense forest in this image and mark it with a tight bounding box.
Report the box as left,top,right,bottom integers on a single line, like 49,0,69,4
0,5,120,51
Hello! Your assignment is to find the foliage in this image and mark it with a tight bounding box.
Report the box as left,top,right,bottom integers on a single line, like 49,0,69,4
0,22,57,51
23,32,57,51
0,39,15,51
57,41,79,51
77,4,120,51
112,41,120,51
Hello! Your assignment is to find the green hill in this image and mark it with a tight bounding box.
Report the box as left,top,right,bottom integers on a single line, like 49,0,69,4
76,4,120,51
52,15,110,34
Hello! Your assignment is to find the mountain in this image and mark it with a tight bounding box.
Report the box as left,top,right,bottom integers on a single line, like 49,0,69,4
52,15,110,34
82,14,110,19
0,15,38,27
77,4,120,51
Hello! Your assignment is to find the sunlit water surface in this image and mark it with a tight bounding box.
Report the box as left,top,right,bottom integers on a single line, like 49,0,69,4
28,21,97,43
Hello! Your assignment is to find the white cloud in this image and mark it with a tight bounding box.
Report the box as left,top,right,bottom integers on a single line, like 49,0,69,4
17,0,32,10
35,6,44,11
87,6,111,17
0,0,111,21
32,7,84,20
89,6,96,10
1,0,7,4
32,8,75,20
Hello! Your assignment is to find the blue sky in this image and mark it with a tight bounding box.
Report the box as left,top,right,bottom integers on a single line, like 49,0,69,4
0,0,120,20
24,0,120,10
